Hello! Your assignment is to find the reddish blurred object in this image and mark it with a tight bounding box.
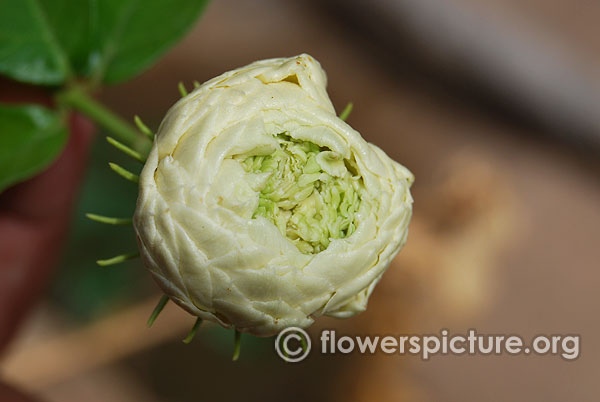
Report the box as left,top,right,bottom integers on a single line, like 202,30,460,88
0,80,95,352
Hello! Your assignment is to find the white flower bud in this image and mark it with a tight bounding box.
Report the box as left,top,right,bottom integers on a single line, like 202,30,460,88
134,54,413,336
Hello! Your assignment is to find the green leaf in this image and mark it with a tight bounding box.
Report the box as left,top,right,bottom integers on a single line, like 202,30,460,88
87,0,209,84
0,104,68,193
0,0,208,85
0,0,73,84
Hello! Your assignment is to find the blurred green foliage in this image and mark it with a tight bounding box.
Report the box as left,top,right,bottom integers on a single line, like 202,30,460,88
0,0,209,85
50,131,153,321
0,0,209,192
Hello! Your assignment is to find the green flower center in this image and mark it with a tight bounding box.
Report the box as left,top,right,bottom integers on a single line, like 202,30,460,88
240,133,365,254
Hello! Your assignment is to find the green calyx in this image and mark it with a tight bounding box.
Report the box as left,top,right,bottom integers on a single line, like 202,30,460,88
241,133,366,254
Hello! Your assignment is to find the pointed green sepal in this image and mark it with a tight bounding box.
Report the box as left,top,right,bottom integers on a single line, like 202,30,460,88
106,136,145,163
134,115,154,140
339,102,353,121
232,329,242,361
182,317,203,344
108,162,139,183
147,295,170,327
86,213,132,225
96,251,140,266
178,82,188,97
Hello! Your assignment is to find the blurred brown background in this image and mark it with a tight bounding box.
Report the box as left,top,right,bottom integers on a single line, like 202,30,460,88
2,0,599,401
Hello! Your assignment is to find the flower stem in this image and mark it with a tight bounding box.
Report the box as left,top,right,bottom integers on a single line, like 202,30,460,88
56,87,148,150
